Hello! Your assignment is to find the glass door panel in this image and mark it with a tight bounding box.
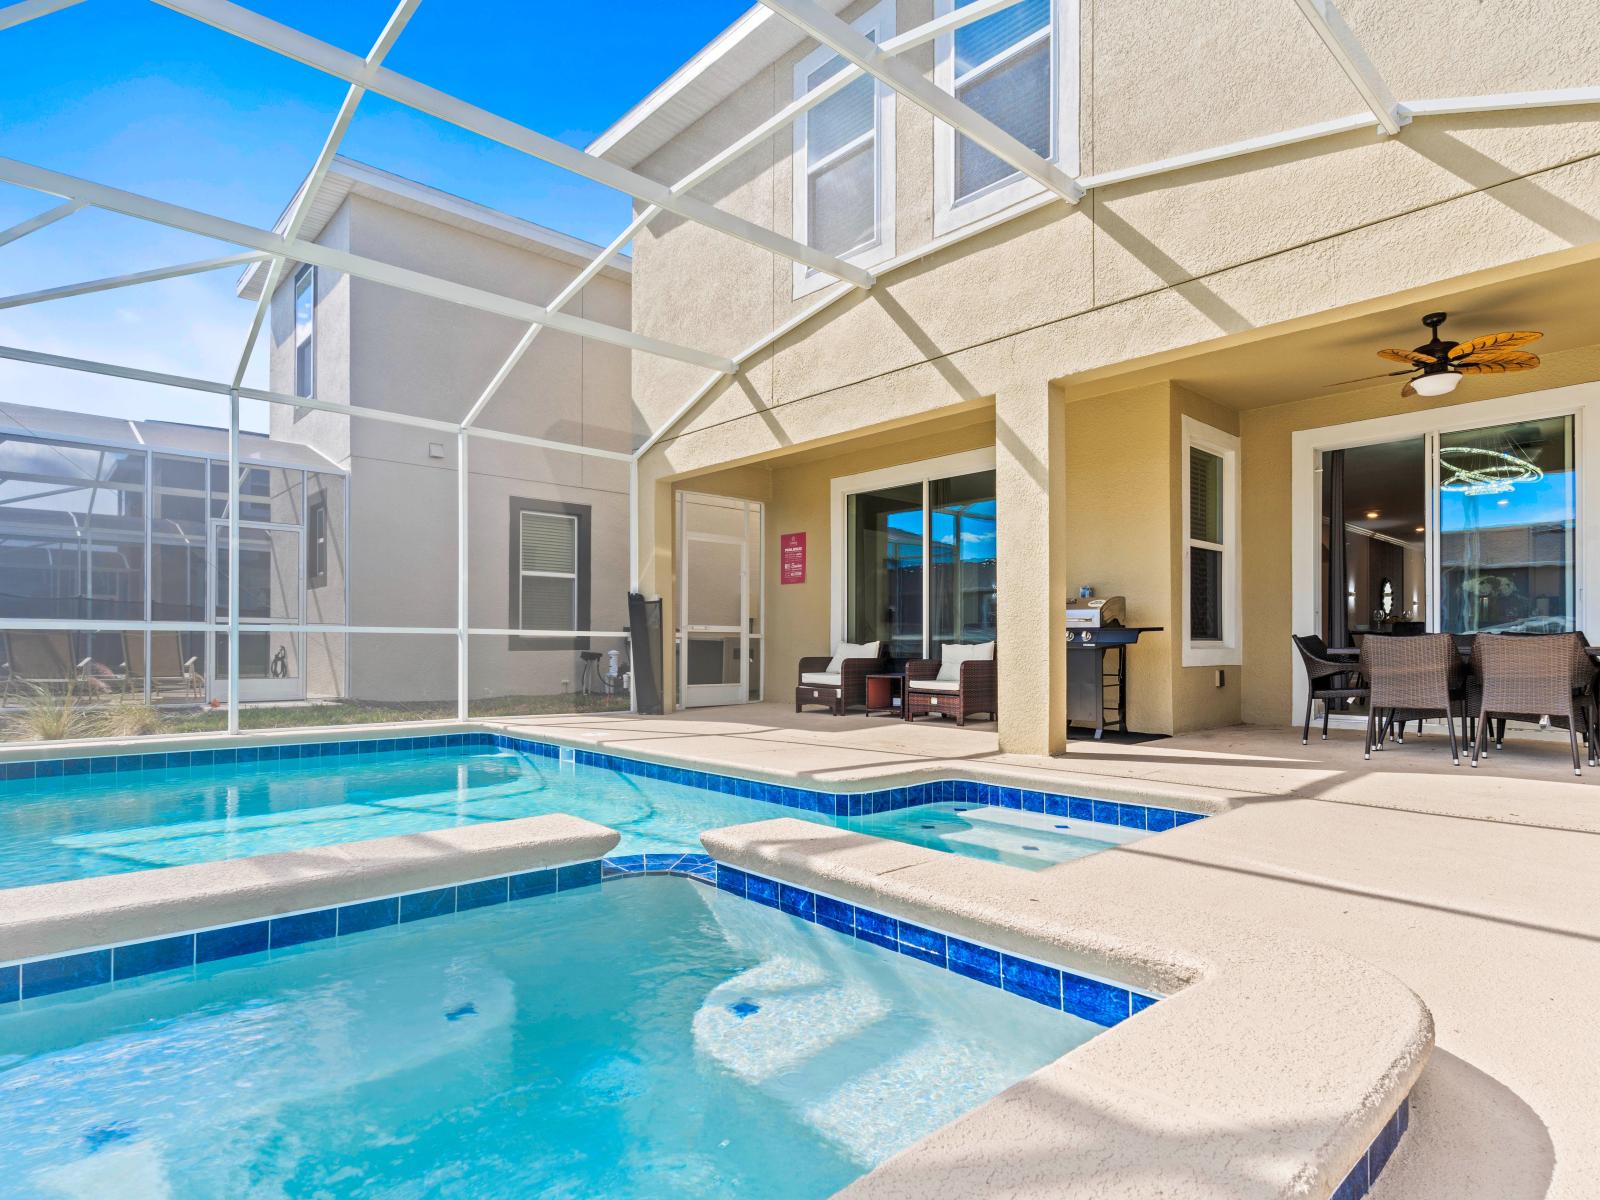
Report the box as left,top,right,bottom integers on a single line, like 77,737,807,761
929,470,997,655
678,495,757,708
1438,415,1576,633
209,522,304,702
846,482,924,662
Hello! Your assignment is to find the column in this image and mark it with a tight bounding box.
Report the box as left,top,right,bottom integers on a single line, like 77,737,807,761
994,378,1068,755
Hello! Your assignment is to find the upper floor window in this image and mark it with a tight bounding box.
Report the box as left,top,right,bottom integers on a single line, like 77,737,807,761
934,0,1078,234
793,1,895,297
292,264,315,400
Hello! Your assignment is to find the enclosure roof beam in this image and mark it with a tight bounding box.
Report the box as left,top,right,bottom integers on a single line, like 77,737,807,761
757,0,1084,204
0,0,85,32
0,199,84,248
0,156,738,374
231,0,422,388
1288,0,1406,134
150,0,875,287
0,252,268,310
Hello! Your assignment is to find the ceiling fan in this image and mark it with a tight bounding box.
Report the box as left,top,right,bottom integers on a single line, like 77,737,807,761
1328,312,1542,397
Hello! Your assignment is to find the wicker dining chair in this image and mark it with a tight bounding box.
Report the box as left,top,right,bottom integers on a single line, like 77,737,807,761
1469,633,1595,776
1291,634,1369,745
1359,633,1467,765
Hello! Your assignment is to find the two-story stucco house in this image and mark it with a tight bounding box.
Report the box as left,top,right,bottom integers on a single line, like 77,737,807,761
595,0,1600,754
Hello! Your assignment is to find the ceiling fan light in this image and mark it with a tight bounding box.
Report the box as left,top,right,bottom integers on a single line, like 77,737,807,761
1411,371,1461,397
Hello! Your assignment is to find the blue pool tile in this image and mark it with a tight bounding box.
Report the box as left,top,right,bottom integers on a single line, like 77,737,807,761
90,756,116,773
1044,793,1069,818
558,861,602,891
271,908,338,948
114,755,139,773
258,745,281,761
1145,807,1177,832
1117,804,1148,830
815,895,855,935
779,884,815,921
0,964,17,1004
947,938,1001,986
213,748,237,765
854,908,897,950
236,747,258,763
280,743,302,759
113,935,195,980
896,922,947,967
24,949,111,998
1130,992,1159,1015
62,756,91,776
510,868,558,899
715,864,748,897
1368,1106,1402,1180
1062,971,1130,1027
457,877,510,911
35,758,63,778
1175,811,1205,825
745,874,779,908
400,888,456,923
196,921,269,963
4,761,36,781
604,855,647,876
1001,956,1061,1008
1092,800,1119,826
644,853,684,873
1019,790,1042,813
1332,1151,1369,1200
337,897,399,934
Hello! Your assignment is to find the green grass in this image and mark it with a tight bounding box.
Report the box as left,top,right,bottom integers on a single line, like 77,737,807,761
1,692,628,742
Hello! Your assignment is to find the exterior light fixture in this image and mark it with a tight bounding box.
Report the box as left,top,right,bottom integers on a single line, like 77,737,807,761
1410,371,1461,397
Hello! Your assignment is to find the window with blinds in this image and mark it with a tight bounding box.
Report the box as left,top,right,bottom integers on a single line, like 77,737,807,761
1188,446,1224,642
794,2,893,291
518,511,578,632
952,0,1052,201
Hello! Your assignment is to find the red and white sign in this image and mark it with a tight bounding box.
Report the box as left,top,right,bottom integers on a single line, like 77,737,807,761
780,532,806,584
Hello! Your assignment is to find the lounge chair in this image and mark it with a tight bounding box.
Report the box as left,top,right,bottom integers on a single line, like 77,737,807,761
795,641,884,715
1,631,93,704
121,631,203,700
906,641,996,726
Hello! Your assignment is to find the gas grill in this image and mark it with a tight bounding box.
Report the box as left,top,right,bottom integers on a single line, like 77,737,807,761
1065,592,1162,738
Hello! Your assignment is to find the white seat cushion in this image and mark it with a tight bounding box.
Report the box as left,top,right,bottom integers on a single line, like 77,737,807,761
826,640,880,673
800,672,842,688
907,678,961,693
936,640,995,682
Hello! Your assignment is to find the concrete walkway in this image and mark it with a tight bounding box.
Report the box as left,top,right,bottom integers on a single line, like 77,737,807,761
499,705,1600,1199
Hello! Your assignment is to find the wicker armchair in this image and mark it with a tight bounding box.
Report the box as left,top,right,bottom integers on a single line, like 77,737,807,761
1360,632,1467,765
1469,633,1596,775
1291,634,1369,745
905,645,997,726
795,647,885,715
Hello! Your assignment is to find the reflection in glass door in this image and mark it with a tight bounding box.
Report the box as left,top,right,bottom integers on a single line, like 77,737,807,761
677,494,763,708
1438,415,1576,633
208,521,304,702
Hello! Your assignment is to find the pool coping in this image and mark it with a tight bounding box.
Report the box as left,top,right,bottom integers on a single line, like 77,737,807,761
704,817,1430,1200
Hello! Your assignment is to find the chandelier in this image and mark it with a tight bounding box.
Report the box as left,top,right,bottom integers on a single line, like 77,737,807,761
1437,445,1542,495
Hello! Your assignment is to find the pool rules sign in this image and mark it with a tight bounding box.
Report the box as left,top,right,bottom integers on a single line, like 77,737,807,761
780,532,806,584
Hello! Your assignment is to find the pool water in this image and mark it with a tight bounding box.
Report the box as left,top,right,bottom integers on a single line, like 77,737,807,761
0,877,1095,1199
0,748,1131,888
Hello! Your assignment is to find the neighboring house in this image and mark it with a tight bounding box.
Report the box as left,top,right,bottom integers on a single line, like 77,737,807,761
235,158,639,709
595,0,1600,752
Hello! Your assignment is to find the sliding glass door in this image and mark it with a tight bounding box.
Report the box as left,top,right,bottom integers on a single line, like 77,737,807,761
843,461,996,665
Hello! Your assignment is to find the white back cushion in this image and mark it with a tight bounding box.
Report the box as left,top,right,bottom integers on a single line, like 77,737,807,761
827,640,880,672
937,640,994,682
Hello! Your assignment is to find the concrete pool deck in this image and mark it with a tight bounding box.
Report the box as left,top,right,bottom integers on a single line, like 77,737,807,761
497,706,1599,1200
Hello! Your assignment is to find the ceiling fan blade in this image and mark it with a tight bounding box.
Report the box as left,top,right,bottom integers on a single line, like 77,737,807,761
1456,356,1540,375
1325,369,1414,387
1377,348,1439,365
1400,380,1417,398
1453,349,1540,369
1448,330,1543,358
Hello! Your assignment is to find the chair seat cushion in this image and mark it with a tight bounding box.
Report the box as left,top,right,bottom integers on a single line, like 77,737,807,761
800,672,842,688
908,678,961,693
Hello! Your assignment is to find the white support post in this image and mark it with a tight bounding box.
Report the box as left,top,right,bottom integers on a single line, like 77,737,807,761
0,155,738,374
231,0,422,388
0,0,85,32
627,457,638,715
153,0,876,287
226,388,241,736
758,0,1083,203
0,252,266,310
0,198,82,248
456,431,470,722
1288,0,1406,134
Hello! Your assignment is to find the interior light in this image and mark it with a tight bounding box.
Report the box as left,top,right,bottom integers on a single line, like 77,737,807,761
1414,525,1425,533
1411,371,1461,397
1365,510,1380,520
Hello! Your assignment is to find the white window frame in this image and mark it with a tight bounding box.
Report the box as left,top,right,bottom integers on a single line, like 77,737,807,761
792,0,896,300
518,510,579,631
1181,416,1240,667
932,0,1078,237
292,263,315,402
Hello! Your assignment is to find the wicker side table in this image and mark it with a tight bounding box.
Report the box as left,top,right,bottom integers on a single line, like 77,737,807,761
864,673,905,718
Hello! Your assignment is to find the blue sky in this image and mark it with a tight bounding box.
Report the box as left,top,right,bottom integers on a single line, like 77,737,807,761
0,0,747,430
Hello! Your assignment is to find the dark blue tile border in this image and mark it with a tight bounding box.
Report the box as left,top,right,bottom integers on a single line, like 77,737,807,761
1332,1096,1411,1200
0,730,1210,836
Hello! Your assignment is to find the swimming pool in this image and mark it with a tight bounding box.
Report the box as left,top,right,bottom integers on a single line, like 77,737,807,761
0,734,1191,888
0,875,1098,1199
